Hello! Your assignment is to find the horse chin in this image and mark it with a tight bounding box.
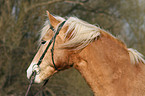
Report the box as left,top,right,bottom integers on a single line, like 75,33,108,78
34,66,56,83
34,74,42,83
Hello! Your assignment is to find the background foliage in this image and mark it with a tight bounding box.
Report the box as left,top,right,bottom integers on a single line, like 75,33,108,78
0,0,145,95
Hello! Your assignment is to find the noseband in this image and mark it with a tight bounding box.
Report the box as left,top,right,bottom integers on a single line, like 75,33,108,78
25,20,66,96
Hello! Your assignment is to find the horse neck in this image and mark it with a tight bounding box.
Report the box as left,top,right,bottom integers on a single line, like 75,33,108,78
73,31,145,96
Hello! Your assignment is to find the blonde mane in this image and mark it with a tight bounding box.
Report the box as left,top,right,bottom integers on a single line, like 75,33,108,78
40,15,145,65
62,17,100,49
128,48,145,64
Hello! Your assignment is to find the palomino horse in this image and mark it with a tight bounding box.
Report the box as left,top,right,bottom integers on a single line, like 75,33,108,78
27,11,145,96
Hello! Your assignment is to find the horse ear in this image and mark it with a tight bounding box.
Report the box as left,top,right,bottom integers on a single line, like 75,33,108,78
46,11,60,28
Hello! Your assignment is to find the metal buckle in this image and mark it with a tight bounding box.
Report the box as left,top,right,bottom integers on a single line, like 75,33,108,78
32,64,41,75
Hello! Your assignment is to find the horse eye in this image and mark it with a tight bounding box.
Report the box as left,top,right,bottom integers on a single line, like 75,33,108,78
41,40,46,44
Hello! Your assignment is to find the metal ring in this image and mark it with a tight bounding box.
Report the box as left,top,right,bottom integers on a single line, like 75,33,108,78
32,64,41,75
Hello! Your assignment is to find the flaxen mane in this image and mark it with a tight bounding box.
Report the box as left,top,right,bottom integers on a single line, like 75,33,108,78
128,48,145,64
62,17,100,49
40,15,145,65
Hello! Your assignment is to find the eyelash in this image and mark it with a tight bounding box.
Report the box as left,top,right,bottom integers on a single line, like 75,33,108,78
41,40,46,44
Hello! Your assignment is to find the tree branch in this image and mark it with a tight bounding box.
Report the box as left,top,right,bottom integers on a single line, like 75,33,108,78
25,0,65,13
64,1,84,6
25,0,87,14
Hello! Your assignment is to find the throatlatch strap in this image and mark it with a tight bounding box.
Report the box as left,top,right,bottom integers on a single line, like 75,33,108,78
51,21,66,70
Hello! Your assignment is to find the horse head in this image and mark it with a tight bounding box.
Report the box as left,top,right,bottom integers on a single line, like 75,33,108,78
26,11,76,83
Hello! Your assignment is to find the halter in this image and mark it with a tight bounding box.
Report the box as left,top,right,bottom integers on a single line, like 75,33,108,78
37,20,66,70
25,20,66,96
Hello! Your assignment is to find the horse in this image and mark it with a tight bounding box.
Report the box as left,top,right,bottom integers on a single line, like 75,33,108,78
26,11,145,96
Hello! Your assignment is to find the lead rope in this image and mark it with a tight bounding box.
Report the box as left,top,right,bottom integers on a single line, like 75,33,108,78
25,71,36,96
25,72,48,96
25,20,66,96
